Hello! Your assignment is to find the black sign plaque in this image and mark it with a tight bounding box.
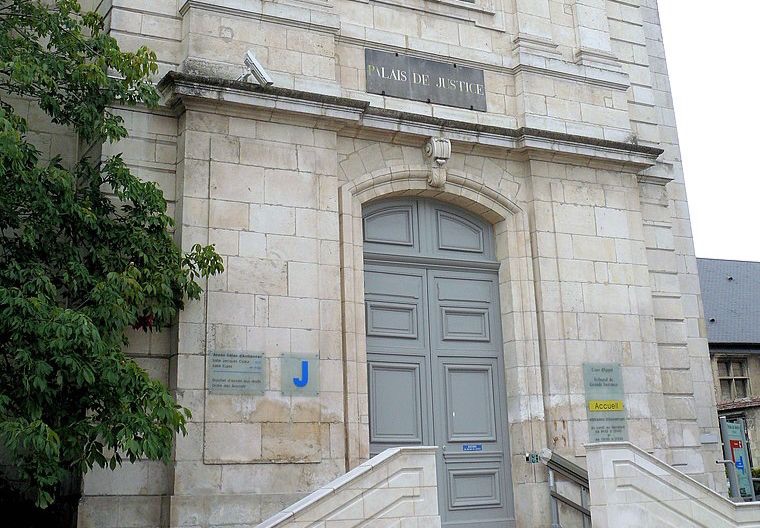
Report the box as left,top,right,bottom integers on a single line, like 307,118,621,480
365,49,487,112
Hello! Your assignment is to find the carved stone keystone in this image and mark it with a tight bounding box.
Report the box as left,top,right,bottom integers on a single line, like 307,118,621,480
423,137,451,188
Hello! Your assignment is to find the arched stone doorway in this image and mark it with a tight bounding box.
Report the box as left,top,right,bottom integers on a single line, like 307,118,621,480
362,197,516,528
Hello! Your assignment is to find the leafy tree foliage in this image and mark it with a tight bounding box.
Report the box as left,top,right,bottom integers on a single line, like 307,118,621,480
0,0,223,507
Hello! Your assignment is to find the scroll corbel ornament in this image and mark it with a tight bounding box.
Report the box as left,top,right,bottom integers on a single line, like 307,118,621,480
423,137,451,188
428,167,446,188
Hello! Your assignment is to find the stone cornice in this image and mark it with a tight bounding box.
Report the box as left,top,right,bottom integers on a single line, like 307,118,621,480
637,173,673,186
638,162,676,185
159,72,662,169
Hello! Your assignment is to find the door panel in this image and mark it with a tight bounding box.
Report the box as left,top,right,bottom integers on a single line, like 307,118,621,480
436,276,493,303
448,465,502,508
430,270,514,527
364,205,416,247
443,363,498,442
367,301,419,339
365,266,424,300
365,265,427,356
436,210,485,253
363,199,421,256
430,271,502,358
366,264,432,458
364,198,514,528
441,308,491,342
368,358,428,449
428,202,494,261
363,199,495,263
435,357,512,526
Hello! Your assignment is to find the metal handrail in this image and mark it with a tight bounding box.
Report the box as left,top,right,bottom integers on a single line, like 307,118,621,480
550,488,591,517
540,449,592,528
541,448,590,486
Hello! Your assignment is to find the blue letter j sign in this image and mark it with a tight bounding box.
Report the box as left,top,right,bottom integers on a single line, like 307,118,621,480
293,360,309,387
282,355,319,396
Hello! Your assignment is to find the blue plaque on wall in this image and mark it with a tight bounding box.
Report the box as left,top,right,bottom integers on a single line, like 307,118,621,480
281,355,320,397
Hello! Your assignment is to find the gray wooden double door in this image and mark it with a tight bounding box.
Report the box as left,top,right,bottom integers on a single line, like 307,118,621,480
363,198,515,528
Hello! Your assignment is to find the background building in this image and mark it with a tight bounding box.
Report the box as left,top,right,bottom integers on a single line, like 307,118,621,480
699,257,760,471
6,0,727,526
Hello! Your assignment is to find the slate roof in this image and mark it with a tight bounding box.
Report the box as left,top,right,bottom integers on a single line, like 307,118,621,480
697,258,760,344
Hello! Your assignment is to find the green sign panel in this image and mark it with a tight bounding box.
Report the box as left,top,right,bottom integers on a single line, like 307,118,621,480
725,420,753,497
583,363,628,442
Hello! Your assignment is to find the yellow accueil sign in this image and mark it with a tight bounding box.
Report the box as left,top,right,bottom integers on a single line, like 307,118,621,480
588,400,624,412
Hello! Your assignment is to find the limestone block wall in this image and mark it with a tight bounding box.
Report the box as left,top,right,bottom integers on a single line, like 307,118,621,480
587,442,760,528
78,1,682,145
91,0,183,79
2,93,78,168
179,0,340,94
162,103,346,526
606,0,662,145
79,329,173,527
78,105,179,527
525,159,664,459
612,0,722,487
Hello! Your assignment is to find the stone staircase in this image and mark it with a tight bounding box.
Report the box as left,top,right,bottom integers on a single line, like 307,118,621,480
587,442,760,527
256,446,440,527
257,442,760,528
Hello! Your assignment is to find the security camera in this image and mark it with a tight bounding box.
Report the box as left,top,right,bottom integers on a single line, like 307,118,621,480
238,50,273,87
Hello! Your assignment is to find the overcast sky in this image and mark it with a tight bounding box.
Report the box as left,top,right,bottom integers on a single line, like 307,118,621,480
658,1,760,262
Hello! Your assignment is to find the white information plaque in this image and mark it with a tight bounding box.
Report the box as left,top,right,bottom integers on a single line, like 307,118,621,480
208,351,265,395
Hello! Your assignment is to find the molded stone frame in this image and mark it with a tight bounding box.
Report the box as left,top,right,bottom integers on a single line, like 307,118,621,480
337,163,550,524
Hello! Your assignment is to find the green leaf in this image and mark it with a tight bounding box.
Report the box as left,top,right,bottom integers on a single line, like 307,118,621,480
0,0,221,510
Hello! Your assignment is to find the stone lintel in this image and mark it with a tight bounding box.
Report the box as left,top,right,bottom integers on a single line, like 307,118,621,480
159,71,663,170
716,397,760,412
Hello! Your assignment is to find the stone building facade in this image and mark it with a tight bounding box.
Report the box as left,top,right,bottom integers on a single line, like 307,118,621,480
24,0,724,526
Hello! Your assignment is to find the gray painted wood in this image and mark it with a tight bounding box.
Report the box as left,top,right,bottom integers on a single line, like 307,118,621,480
364,198,515,528
363,198,495,262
